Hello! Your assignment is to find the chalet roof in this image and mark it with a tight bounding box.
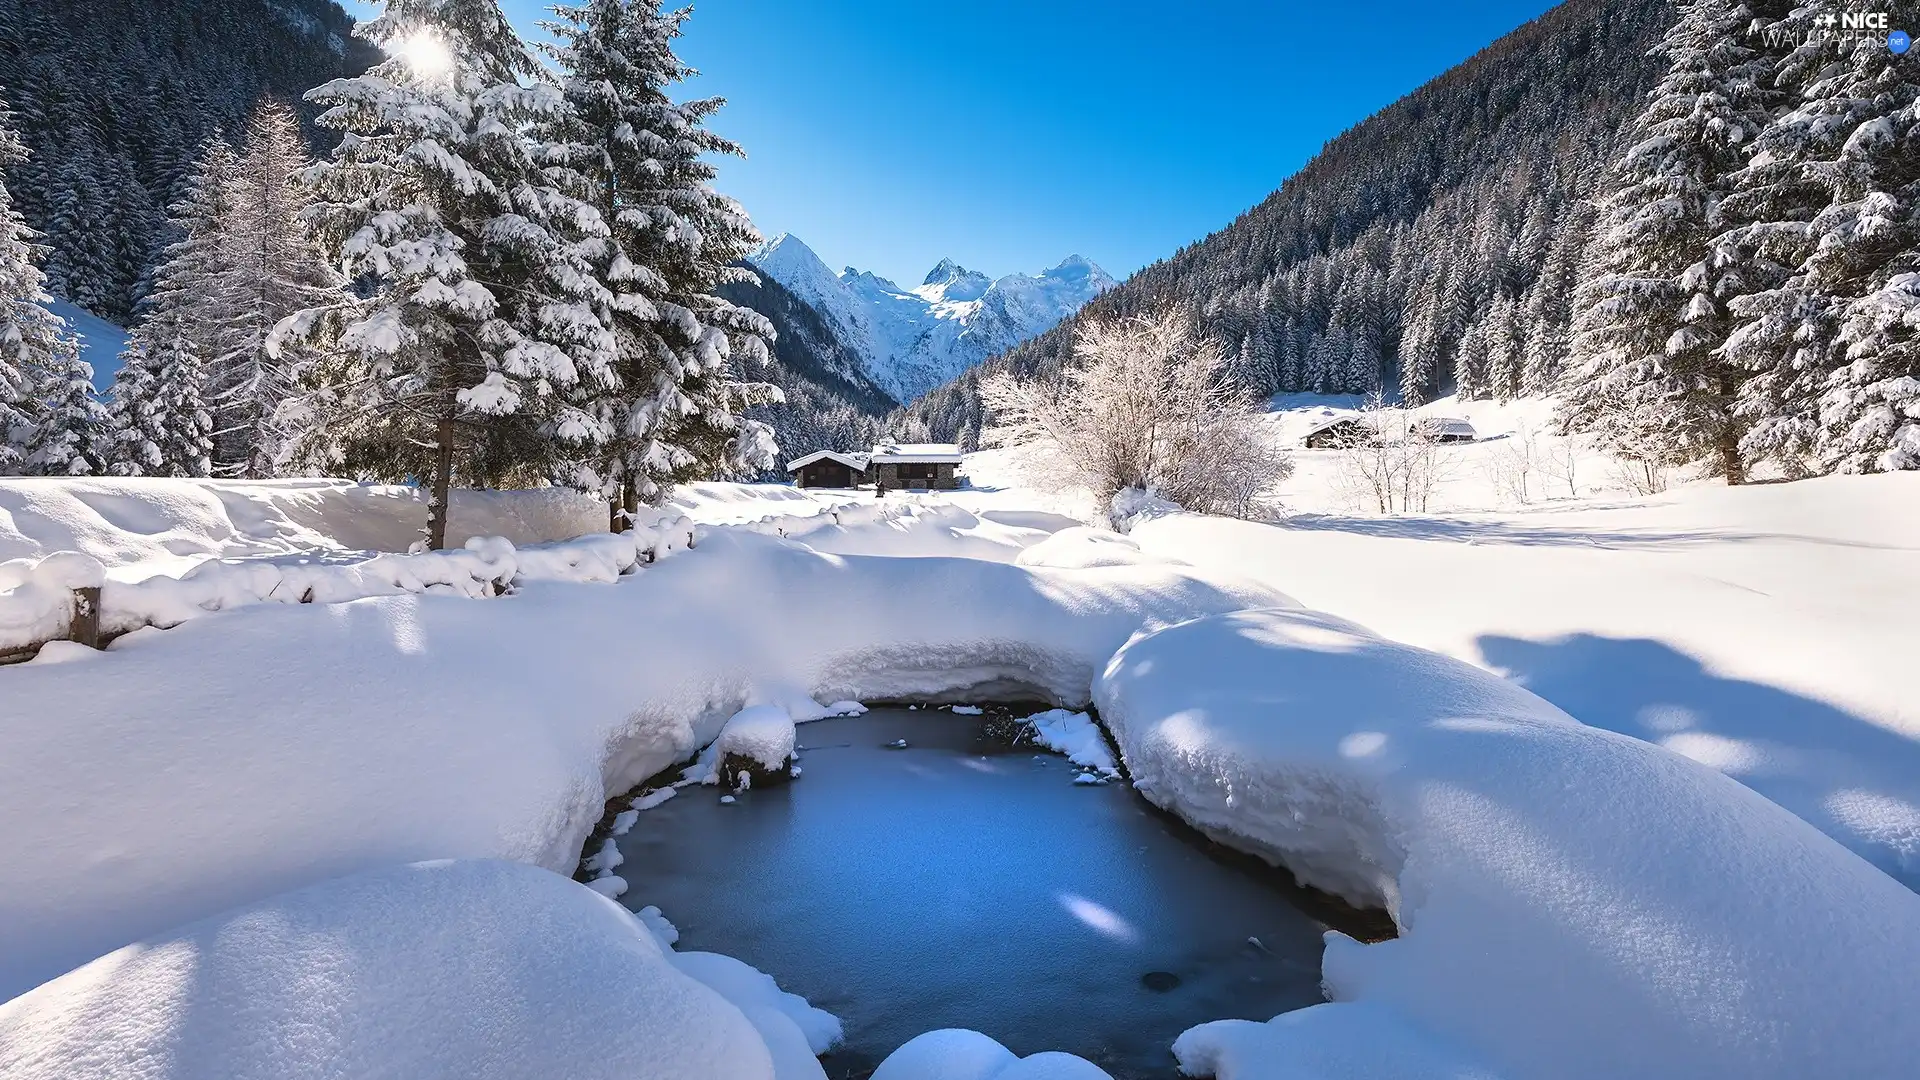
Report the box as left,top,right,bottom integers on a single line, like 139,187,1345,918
1301,416,1370,436
784,450,872,473
1417,416,1477,436
868,442,964,464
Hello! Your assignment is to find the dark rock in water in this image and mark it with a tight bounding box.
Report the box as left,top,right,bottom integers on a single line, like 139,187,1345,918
1140,971,1182,993
719,751,793,793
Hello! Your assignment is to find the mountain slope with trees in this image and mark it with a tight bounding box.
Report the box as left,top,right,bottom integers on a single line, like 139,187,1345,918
901,0,1916,479
0,0,378,323
719,269,898,461
895,0,1676,446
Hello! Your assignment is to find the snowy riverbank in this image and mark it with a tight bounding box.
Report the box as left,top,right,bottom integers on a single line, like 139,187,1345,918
3,469,1917,1079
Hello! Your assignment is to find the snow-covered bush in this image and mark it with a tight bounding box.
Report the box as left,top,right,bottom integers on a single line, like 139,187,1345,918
979,310,1292,521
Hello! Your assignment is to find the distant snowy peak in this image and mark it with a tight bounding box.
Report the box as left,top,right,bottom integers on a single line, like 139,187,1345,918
913,259,992,304
747,235,1115,403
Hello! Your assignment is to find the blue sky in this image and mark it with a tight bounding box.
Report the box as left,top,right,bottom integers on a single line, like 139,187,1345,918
484,0,1561,286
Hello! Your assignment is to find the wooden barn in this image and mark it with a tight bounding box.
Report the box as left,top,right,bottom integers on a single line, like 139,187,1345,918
786,450,872,489
1300,417,1374,449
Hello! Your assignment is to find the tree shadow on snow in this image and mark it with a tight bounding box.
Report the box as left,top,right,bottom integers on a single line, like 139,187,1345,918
1478,632,1920,890
1279,512,1912,552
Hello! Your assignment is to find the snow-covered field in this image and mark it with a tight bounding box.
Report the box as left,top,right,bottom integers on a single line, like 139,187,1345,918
3,410,1917,1079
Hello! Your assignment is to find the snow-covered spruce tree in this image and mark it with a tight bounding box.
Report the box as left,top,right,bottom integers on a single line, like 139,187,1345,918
295,0,618,549
1560,0,1778,482
104,337,214,478
0,93,82,474
101,139,236,477
1809,43,1920,472
21,340,106,475
542,0,779,529
1713,3,1857,474
979,309,1293,521
205,99,348,478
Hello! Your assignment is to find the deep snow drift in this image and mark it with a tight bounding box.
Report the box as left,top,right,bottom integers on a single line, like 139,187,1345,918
1130,471,1920,887
0,476,607,574
0,522,1292,1000
0,859,814,1080
1095,607,1920,1080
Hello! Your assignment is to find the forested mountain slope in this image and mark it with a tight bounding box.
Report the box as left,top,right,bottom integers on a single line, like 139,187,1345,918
0,0,377,323
896,0,1675,446
720,269,899,460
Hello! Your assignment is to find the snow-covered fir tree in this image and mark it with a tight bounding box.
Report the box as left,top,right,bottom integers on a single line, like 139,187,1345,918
104,338,214,478
1561,0,1778,481
101,140,237,477
21,341,106,475
294,0,619,548
0,97,51,472
1714,4,1859,473
0,94,86,474
542,0,779,526
1806,39,1920,472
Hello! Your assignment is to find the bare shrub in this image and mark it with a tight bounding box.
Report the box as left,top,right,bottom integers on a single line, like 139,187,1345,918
1331,394,1451,514
1610,453,1672,495
1543,430,1586,498
980,310,1293,522
1484,421,1543,505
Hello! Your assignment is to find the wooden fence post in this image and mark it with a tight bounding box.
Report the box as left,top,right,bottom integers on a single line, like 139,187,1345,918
70,586,101,650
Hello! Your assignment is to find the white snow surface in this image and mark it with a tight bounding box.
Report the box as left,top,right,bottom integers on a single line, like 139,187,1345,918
44,299,128,390
1023,709,1119,777
0,859,782,1080
1094,606,1920,1080
749,233,1116,402
0,476,608,574
872,1029,1112,1080
0,520,1290,999
1130,471,1920,886
1013,526,1163,569
716,704,798,770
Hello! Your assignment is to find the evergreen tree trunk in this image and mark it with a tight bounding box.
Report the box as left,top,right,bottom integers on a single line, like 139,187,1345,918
622,478,639,530
1716,372,1745,485
427,416,456,551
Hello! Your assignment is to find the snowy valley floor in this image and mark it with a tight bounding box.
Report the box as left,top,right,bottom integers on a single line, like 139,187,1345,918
1,458,1918,1080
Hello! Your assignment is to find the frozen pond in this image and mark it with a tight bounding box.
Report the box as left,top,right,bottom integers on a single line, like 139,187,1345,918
611,708,1331,1077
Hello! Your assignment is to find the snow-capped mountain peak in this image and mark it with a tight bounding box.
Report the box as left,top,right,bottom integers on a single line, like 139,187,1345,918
913,259,992,305
748,236,1114,403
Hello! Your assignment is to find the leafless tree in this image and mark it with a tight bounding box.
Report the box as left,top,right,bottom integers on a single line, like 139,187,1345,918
980,309,1293,522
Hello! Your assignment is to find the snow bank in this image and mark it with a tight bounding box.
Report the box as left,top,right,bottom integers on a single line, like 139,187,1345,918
1023,709,1119,777
1129,471,1920,886
0,552,105,654
1094,607,1920,1080
0,528,1294,998
0,859,780,1080
742,500,1056,562
0,519,702,652
0,476,609,571
1173,1000,1496,1080
872,1030,1112,1080
1013,526,1164,569
716,704,799,772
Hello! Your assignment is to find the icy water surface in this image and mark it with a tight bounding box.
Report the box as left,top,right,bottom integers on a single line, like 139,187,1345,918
613,709,1328,1078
